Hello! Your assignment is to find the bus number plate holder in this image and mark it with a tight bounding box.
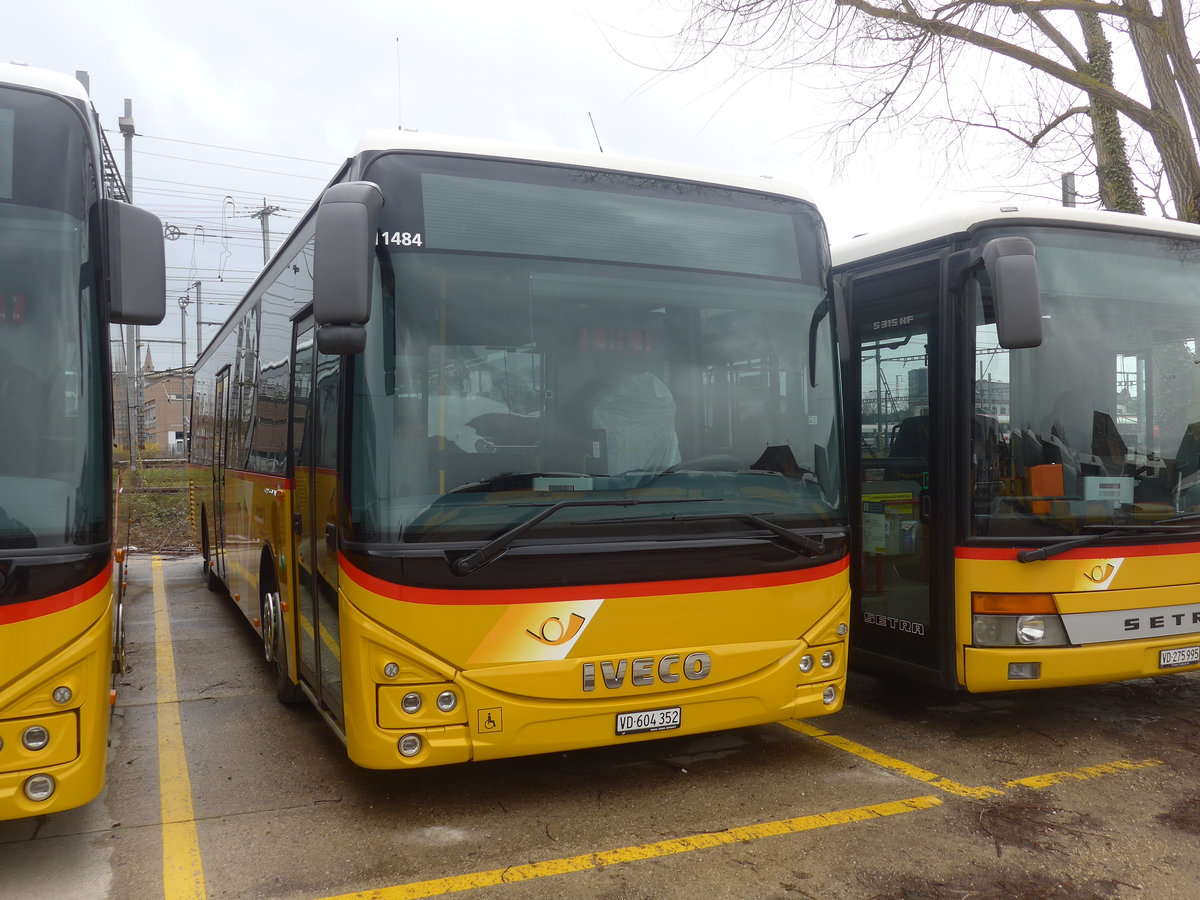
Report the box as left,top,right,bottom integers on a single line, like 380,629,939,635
1160,646,1200,668
616,706,681,736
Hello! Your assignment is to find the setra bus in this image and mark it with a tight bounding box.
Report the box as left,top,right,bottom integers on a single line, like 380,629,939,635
0,63,164,819
188,132,849,769
832,205,1200,691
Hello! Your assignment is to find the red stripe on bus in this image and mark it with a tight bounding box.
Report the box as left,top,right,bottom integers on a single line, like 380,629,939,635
956,542,1200,561
339,551,848,605
0,564,112,625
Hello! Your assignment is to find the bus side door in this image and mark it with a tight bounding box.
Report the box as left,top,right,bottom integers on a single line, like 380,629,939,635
845,259,948,679
290,318,344,722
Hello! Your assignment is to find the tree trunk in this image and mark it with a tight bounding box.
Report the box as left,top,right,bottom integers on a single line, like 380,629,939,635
1125,0,1200,221
1078,11,1144,214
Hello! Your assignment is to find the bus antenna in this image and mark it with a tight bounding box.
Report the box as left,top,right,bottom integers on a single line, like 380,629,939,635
588,112,604,153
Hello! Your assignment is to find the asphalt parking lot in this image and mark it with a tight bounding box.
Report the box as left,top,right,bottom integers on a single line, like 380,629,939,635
2,554,1198,900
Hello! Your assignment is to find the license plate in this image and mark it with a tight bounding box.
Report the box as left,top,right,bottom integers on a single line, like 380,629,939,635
1160,646,1200,668
616,706,681,736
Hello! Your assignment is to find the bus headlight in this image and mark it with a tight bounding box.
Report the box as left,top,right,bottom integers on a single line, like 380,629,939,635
820,650,835,669
24,774,55,802
972,613,1069,647
436,690,458,713
382,662,400,679
398,734,422,758
400,692,423,714
1017,615,1046,644
53,686,73,705
822,685,837,705
799,654,814,673
22,726,50,751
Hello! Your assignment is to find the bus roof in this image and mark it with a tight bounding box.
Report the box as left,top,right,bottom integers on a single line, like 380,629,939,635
833,204,1200,269
0,62,89,103
353,130,817,205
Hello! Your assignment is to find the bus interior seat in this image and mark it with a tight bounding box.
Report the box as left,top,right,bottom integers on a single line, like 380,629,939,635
1091,411,1128,476
587,372,680,475
888,415,928,461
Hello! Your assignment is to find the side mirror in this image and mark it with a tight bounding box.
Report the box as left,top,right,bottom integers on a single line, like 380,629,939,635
103,198,166,325
312,181,384,354
980,237,1041,349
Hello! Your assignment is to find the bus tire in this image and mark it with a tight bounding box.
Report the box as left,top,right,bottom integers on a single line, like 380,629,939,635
261,570,303,705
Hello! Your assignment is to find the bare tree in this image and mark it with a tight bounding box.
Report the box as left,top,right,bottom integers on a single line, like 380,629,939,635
669,1,1200,220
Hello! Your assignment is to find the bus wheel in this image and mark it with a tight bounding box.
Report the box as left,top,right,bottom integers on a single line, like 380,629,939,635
262,587,303,704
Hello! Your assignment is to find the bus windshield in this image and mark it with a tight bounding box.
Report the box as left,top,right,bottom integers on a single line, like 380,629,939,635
971,225,1200,537
348,153,842,545
0,85,106,549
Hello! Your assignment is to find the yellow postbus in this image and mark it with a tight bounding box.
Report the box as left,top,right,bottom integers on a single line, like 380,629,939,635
188,132,849,768
0,63,164,819
833,205,1200,691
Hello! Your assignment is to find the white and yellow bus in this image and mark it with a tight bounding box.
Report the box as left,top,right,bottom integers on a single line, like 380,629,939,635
0,63,164,819
833,205,1200,691
189,132,849,769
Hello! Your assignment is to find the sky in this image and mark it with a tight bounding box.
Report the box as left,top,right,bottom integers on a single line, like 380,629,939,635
9,0,1031,370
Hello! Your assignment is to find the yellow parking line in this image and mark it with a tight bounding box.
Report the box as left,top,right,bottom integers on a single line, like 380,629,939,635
1005,758,1163,790
782,720,1003,799
318,738,1164,900
317,795,942,900
153,556,208,900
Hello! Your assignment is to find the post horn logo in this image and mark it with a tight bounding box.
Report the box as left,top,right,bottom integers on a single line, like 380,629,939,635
527,613,587,646
1083,563,1115,584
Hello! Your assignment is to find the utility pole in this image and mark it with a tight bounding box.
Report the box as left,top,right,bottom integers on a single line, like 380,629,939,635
1062,173,1077,208
178,296,189,456
249,199,283,265
119,99,143,482
193,280,202,352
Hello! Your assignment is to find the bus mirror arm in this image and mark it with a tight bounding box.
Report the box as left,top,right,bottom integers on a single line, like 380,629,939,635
973,237,1042,350
807,297,831,387
313,181,384,354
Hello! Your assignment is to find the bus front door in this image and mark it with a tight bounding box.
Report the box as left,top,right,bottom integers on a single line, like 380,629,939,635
291,320,344,723
212,366,230,585
848,260,946,679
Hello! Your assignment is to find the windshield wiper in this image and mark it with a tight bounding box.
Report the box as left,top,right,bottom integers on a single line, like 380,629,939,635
1017,523,1200,563
451,497,716,576
1152,511,1200,525
591,510,831,559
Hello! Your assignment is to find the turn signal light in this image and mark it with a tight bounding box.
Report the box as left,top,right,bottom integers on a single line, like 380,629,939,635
972,592,1057,614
